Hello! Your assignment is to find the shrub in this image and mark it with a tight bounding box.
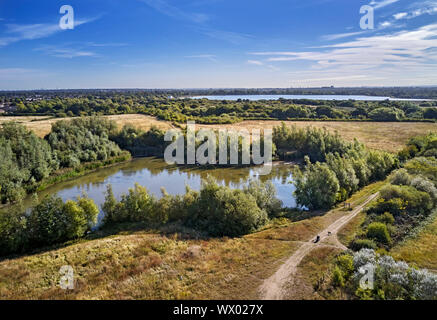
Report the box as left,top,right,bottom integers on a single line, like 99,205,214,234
379,184,433,215
368,107,404,121
366,222,391,245
190,178,268,236
345,249,437,300
376,212,395,225
102,177,270,237
332,266,345,287
390,169,412,186
244,180,282,217
350,239,377,250
293,158,340,210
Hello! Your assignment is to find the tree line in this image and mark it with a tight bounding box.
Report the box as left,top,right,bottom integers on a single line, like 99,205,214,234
3,93,437,123
273,123,397,209
0,118,127,204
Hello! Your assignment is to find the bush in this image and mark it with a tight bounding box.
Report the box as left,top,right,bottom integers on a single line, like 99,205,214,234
366,222,391,245
390,169,412,186
368,107,404,121
244,180,282,217
102,177,270,237
350,239,377,250
293,157,340,210
379,184,433,215
376,212,395,225
343,249,437,300
332,266,345,287
189,177,268,236
0,195,99,255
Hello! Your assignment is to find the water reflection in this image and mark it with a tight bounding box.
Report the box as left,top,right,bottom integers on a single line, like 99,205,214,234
17,157,297,220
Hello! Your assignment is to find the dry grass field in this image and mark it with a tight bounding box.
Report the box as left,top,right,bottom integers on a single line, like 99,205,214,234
0,115,435,152
197,120,437,153
0,114,174,138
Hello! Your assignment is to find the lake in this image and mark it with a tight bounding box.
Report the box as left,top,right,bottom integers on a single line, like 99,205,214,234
17,158,297,224
192,95,428,101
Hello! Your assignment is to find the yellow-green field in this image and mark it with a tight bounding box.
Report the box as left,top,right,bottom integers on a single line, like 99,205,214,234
197,120,437,153
0,114,174,138
0,115,435,152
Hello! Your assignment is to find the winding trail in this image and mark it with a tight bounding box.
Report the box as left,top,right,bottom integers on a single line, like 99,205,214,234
258,193,379,300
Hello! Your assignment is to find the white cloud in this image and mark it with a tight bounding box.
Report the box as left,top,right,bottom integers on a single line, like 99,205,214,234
0,17,97,47
35,46,98,58
369,0,400,9
185,54,217,62
393,12,408,20
247,60,263,65
249,23,437,86
379,21,392,28
321,31,367,41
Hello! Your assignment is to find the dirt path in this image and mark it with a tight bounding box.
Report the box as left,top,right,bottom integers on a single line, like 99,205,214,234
258,193,379,300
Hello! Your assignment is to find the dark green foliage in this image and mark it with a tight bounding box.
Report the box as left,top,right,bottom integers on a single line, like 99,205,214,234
376,184,433,216
5,89,437,122
46,117,122,166
188,177,268,236
273,123,352,162
376,212,395,225
102,177,270,237
350,239,377,250
368,107,404,121
366,222,391,244
275,123,396,210
398,132,437,161
293,157,340,210
0,195,98,255
243,180,282,217
0,123,58,203
111,124,167,157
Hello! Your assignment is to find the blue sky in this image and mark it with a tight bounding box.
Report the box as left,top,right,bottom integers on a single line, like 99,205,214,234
0,0,436,89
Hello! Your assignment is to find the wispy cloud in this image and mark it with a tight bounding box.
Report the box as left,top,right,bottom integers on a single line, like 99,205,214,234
378,1,437,27
393,12,408,20
321,31,367,41
185,54,217,62
198,28,253,44
35,45,99,58
247,59,279,71
369,0,400,9
140,0,209,23
247,60,264,66
0,68,54,80
250,23,437,85
0,17,98,47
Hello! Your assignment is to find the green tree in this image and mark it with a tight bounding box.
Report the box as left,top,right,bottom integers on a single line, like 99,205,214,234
293,157,340,210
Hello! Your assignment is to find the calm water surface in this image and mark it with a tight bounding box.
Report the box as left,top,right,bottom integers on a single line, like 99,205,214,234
192,94,429,101
19,158,297,223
